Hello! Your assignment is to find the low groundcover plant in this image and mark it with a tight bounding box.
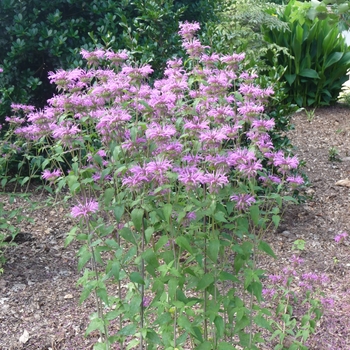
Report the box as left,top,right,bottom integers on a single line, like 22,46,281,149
263,255,332,350
2,22,313,350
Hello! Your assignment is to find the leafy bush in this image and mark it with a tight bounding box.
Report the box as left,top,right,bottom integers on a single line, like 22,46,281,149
1,22,322,349
263,0,350,107
0,194,32,268
0,0,218,122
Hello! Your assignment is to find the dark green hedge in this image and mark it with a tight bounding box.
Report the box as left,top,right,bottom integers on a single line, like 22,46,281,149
0,0,217,121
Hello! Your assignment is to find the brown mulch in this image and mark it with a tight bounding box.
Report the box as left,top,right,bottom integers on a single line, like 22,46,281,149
1,105,350,349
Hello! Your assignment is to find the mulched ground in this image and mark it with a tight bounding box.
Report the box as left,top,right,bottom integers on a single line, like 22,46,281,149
1,104,350,349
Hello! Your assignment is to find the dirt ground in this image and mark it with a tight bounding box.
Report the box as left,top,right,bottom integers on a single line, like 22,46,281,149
1,105,350,349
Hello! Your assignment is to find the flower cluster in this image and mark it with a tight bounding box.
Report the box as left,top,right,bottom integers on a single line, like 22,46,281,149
5,22,303,218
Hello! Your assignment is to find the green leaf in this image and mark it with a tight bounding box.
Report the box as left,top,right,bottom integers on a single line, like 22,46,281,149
130,271,145,285
208,239,220,263
325,52,343,69
168,278,178,298
272,214,280,228
144,226,154,244
64,226,78,247
249,205,260,226
119,227,137,245
218,342,237,350
105,239,119,249
80,281,95,303
155,235,169,251
77,246,92,271
86,317,105,336
254,315,272,331
118,324,137,336
93,343,108,350
219,271,239,282
96,287,109,305
196,341,212,350
299,68,320,79
214,211,228,223
285,74,296,85
113,204,124,222
131,208,144,231
258,240,277,258
214,315,224,339
104,187,114,206
163,203,172,224
175,236,193,254
197,273,214,290
178,314,193,331
337,2,350,14
142,248,159,268
234,315,250,332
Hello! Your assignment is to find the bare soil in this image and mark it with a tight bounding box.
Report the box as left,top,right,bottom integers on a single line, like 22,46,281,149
1,105,350,349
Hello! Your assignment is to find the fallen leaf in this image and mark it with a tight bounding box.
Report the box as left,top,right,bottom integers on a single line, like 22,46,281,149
335,178,350,187
19,329,30,344
64,294,74,299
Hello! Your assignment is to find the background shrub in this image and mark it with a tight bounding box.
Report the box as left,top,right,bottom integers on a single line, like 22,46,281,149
0,0,218,123
262,0,350,107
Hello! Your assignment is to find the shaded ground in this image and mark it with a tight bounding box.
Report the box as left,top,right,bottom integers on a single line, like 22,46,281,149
1,105,350,349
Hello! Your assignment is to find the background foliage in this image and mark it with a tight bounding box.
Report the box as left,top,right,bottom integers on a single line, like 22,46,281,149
0,0,218,122
263,0,350,107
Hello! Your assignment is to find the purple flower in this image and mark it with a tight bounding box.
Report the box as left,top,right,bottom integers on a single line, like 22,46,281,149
302,272,319,282
42,169,62,181
230,193,256,211
105,50,128,66
221,53,245,66
286,175,304,187
177,166,206,190
182,39,209,59
186,211,196,221
80,48,105,65
199,129,228,146
268,274,282,283
142,296,151,307
202,170,229,193
71,199,99,218
252,118,275,132
335,232,348,243
262,288,276,298
146,123,176,141
273,152,299,173
237,160,263,179
321,297,334,308
178,21,201,40
122,165,148,190
11,103,35,113
291,255,304,266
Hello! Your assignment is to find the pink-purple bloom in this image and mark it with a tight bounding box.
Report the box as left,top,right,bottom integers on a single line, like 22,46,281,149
71,199,99,218
178,21,201,40
230,193,256,211
335,232,348,243
42,169,62,181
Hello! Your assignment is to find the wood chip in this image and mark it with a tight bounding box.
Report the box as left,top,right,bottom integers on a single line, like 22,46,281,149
19,329,30,344
335,178,350,187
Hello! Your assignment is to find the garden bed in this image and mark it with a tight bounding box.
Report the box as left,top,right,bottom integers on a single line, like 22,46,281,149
1,105,350,349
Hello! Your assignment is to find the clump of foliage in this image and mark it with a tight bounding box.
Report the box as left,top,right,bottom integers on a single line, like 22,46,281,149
0,194,32,269
1,22,328,349
263,0,350,107
0,0,218,122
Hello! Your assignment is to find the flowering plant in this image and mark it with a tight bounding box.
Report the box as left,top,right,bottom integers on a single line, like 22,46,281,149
263,255,331,349
2,22,305,349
